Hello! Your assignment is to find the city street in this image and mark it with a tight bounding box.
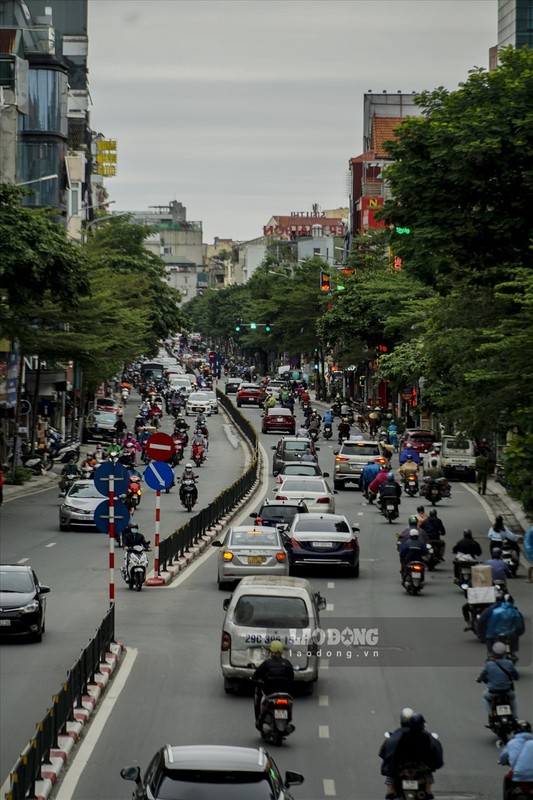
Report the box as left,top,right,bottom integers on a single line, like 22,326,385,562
1,396,531,799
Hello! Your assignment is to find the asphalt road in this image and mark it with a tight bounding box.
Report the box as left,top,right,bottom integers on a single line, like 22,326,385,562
0,392,246,784
2,394,532,799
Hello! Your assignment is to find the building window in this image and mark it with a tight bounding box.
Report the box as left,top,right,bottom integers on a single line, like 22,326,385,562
69,182,80,217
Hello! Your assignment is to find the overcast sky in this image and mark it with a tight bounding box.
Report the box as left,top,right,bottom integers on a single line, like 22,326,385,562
88,0,497,243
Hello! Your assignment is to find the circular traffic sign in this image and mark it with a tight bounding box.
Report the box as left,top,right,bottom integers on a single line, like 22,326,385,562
94,499,130,535
143,461,174,490
144,432,175,462
93,462,131,497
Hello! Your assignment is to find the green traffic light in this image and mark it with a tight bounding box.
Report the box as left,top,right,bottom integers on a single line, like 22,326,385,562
395,226,411,235
337,284,345,292
265,324,271,332
250,322,257,330
235,325,240,332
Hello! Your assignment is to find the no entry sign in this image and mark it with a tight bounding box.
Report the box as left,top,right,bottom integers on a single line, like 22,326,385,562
144,432,175,462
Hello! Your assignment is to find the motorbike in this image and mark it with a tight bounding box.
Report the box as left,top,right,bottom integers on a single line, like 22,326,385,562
125,476,142,511
256,688,295,746
420,477,442,505
7,446,47,476
501,544,520,577
192,442,205,467
80,464,95,480
180,478,197,511
383,731,440,800
59,471,80,496
503,779,533,800
401,560,426,594
47,429,81,465
403,474,419,497
308,427,319,443
453,554,479,589
380,497,400,523
486,690,519,744
121,389,129,405
323,424,333,441
121,544,150,591
171,437,185,467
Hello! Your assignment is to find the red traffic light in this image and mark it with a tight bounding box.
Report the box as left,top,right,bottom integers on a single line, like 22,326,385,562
320,271,331,292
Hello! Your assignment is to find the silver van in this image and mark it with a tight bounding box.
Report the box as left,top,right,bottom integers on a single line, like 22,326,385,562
220,575,326,695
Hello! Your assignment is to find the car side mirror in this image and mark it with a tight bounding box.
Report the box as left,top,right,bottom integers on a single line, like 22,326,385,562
322,472,330,478
315,446,320,451
285,771,304,787
351,525,360,533
223,599,231,611
316,593,327,610
121,765,142,785
271,445,276,450
333,490,339,494
333,450,339,455
38,585,51,594
211,541,222,547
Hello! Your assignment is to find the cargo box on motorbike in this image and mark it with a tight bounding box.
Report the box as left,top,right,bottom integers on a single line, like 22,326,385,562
467,585,496,604
470,564,494,588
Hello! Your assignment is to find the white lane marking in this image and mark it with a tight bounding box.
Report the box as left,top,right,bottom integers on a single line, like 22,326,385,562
319,695,329,706
323,778,336,796
326,603,334,612
166,544,218,588
357,511,364,515
327,581,335,589
45,543,57,548
319,725,330,738
17,557,29,564
54,647,138,800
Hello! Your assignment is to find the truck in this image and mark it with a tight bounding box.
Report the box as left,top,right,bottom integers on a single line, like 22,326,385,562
439,435,476,482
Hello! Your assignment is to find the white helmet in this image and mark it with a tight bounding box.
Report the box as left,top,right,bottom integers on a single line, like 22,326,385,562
185,462,193,469
409,529,420,538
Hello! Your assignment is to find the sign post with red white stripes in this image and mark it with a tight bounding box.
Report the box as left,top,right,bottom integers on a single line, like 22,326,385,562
143,433,175,587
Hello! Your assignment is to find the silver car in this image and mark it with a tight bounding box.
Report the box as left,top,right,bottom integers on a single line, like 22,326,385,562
274,476,337,513
59,480,103,531
212,526,289,590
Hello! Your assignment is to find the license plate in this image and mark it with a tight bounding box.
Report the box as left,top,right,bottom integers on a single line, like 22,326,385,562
313,541,333,548
275,417,284,422
350,465,358,471
0,619,11,626
456,465,466,470
402,780,418,790
274,709,288,719
496,704,512,715
247,556,264,565
411,571,422,578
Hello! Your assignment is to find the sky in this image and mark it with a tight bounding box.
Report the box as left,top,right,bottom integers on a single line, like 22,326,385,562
88,0,498,243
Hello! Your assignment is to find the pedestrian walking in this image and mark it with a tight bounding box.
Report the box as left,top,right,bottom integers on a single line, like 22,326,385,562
475,452,489,495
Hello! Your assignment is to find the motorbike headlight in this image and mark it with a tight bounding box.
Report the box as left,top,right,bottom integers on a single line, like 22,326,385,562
20,600,40,614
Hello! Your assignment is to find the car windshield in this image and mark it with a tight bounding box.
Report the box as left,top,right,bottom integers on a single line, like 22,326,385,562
93,412,116,424
259,506,302,521
0,571,35,593
229,530,280,547
341,443,380,456
68,483,101,498
155,772,274,800
281,479,325,493
283,441,309,452
234,595,309,627
294,518,350,533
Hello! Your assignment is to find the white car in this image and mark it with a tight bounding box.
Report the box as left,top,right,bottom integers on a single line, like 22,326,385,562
212,525,289,589
169,377,192,395
202,390,219,414
274,476,336,513
186,391,212,416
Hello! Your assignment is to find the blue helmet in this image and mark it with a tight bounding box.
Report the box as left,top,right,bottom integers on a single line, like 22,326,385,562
387,471,394,480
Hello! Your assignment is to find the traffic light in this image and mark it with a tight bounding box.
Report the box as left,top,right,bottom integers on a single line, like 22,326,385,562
320,271,331,292
265,322,271,332
235,323,241,332
395,226,411,235
250,322,257,330
359,375,365,387
314,347,319,370
337,283,346,292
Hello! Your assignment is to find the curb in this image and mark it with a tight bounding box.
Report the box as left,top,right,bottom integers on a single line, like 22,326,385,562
1,471,60,504
15,643,123,800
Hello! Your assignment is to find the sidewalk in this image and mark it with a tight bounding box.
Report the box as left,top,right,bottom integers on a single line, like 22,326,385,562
1,469,60,504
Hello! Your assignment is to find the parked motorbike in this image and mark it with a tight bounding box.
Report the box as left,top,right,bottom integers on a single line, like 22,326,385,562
323,424,333,441
121,544,150,591
403,474,419,497
256,688,295,746
47,429,80,466
180,478,197,511
7,447,47,476
192,442,205,467
401,560,425,594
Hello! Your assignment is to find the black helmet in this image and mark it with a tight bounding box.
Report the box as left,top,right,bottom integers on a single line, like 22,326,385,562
429,509,437,517
416,506,424,514
463,528,473,538
492,547,502,558
409,713,426,730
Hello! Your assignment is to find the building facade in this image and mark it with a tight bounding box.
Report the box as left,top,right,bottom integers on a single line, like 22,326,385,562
498,0,533,47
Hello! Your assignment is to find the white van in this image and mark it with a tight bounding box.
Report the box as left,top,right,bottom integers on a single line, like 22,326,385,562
440,435,476,481
220,575,326,694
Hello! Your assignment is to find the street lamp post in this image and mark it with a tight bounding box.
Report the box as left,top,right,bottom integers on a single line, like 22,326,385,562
15,174,58,187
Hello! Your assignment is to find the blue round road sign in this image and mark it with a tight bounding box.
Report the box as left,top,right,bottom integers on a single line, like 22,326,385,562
93,462,131,497
143,461,174,491
94,499,130,534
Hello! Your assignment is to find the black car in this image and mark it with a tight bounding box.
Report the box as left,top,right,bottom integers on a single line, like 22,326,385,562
250,499,309,532
83,410,117,444
121,744,304,800
0,565,50,642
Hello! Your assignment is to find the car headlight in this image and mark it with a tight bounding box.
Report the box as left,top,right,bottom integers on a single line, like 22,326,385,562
20,601,40,614
63,505,87,514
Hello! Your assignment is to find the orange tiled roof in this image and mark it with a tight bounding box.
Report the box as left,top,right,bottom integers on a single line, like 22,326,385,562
370,117,404,157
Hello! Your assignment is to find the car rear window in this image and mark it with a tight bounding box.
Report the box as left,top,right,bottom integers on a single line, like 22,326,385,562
281,479,324,492
410,433,435,442
341,443,380,456
294,518,350,533
234,595,309,627
259,505,302,521
282,465,317,475
156,772,273,800
283,441,309,452
229,530,280,546
268,409,291,416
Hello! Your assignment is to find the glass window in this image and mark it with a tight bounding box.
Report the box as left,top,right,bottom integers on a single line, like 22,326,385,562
23,67,67,135
281,479,324,492
234,595,309,628
259,505,300,521
0,570,34,593
154,771,274,800
342,443,380,456
229,530,279,547
18,140,62,208
68,484,101,499
284,441,309,452
294,518,350,533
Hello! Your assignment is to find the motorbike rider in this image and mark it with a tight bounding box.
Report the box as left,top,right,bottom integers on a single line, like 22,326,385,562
487,515,522,558
453,528,482,559
397,516,430,546
307,415,320,439
399,455,420,483
379,711,443,800
387,421,398,451
424,458,443,480
476,641,519,717
323,409,334,426
179,462,199,506
485,548,513,583
484,595,525,657
80,451,96,471
59,457,80,495
399,443,421,466
264,391,276,410
93,443,105,464
296,423,309,437
378,472,402,511
301,447,317,463
337,417,351,444
360,459,381,495
368,465,391,501
415,505,428,526
499,721,533,795
252,640,294,728
421,509,446,562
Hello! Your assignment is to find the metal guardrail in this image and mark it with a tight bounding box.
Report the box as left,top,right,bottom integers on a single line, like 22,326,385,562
5,393,258,800
158,389,259,571
6,604,115,800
